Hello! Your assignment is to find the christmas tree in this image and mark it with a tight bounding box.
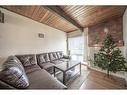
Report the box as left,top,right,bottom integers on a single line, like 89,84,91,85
94,33,127,76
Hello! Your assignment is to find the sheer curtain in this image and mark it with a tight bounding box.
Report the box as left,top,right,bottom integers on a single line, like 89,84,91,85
68,36,84,62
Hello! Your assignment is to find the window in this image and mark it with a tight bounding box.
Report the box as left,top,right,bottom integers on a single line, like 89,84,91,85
68,36,84,62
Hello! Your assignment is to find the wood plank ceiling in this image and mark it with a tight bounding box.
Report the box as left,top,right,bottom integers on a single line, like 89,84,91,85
60,6,126,27
1,6,126,32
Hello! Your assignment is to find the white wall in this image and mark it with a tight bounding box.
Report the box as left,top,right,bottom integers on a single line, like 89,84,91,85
0,8,67,61
67,30,82,38
123,8,127,82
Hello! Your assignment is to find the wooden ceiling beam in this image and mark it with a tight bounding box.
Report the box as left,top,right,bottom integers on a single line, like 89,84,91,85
44,6,84,32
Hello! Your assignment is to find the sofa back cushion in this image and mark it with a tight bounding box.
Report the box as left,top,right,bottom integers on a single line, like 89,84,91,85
0,56,29,88
49,53,56,61
56,52,64,59
36,53,50,64
3,56,25,72
16,54,37,67
53,52,59,60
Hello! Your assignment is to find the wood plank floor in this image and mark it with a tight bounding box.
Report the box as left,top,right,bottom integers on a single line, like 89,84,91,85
67,65,89,89
80,67,127,89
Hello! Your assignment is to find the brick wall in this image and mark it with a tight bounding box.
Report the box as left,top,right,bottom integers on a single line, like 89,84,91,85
88,17,123,47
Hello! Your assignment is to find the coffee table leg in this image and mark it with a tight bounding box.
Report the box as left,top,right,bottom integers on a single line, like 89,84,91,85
54,67,56,77
63,72,66,85
80,63,81,75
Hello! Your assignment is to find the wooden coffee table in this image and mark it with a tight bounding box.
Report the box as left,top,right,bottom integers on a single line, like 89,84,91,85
53,60,81,85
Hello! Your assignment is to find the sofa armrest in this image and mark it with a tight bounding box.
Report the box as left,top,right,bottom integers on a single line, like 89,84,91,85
63,55,71,59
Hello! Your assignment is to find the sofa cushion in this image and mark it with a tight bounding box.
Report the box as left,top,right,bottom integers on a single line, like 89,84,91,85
60,58,70,62
3,56,25,73
27,69,67,89
56,52,64,59
16,54,37,67
0,56,29,88
39,55,46,63
49,53,56,61
36,53,50,64
38,62,55,74
0,57,29,88
51,60,64,65
63,55,71,59
39,62,55,69
53,52,58,60
24,65,41,74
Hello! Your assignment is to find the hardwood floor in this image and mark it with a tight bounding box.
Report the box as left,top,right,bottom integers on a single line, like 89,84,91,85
80,67,127,89
56,65,126,89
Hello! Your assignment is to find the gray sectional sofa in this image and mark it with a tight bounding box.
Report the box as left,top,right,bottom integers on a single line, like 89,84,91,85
36,52,70,74
0,51,70,89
